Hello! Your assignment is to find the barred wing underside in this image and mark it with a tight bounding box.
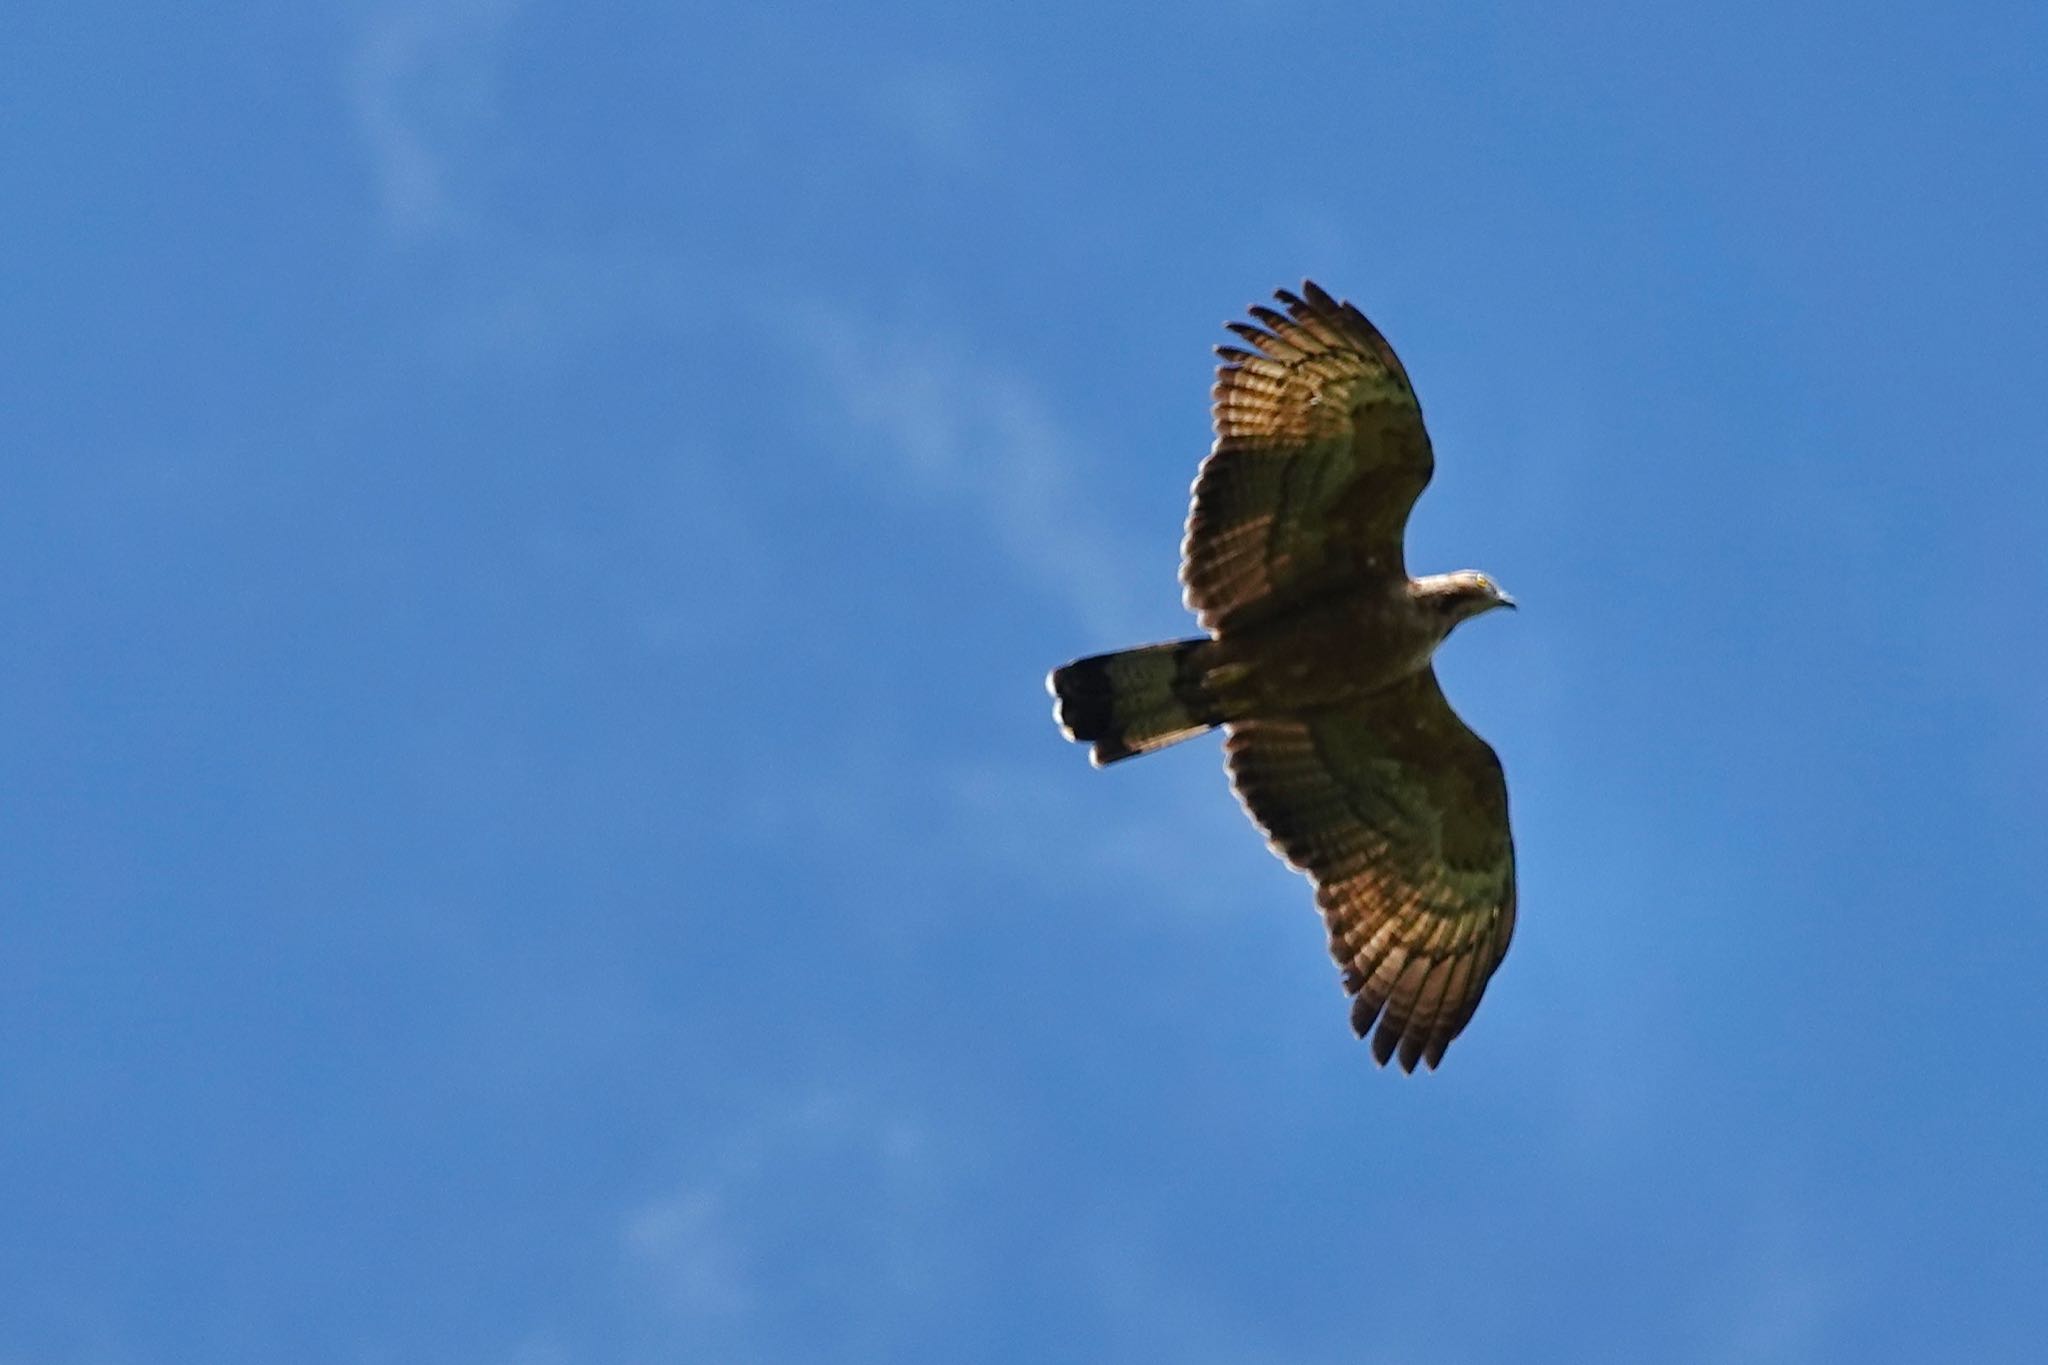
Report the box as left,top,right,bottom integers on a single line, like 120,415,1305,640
1183,281,1433,633
1224,670,1516,1070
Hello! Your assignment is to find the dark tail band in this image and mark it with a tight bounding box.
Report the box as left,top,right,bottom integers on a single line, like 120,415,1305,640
1047,638,1224,766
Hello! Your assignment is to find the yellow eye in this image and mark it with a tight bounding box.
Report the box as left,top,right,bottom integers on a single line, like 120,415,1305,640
1473,574,1490,590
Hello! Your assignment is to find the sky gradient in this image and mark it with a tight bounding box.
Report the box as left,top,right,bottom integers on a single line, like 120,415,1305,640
6,2,2047,1361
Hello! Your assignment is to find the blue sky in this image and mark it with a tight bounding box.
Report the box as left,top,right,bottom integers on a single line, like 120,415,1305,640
5,2,2046,1361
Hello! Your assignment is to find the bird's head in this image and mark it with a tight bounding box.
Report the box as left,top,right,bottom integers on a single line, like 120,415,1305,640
1417,570,1517,627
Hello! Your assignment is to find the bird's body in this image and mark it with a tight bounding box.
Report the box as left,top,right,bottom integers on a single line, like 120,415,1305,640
1223,575,1495,704
1048,283,1519,1072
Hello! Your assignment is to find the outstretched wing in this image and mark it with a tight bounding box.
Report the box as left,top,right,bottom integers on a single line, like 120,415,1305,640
1183,281,1432,634
1224,670,1515,1071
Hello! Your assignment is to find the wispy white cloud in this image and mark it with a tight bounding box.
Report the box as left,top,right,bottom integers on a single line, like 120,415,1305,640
339,1,1145,649
720,741,1273,947
624,1188,756,1319
865,63,988,171
792,301,1164,643
621,1087,968,1360
347,0,525,242
423,245,699,367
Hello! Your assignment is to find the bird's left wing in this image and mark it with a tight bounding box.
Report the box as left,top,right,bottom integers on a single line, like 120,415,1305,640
1224,669,1515,1070
1183,281,1432,633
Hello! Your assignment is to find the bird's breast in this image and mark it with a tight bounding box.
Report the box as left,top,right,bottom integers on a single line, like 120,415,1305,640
1213,589,1439,713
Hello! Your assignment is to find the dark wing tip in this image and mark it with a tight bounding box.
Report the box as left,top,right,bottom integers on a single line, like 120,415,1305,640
1348,988,1384,1042
1396,1028,1428,1073
1246,303,1291,333
1346,967,1460,1072
1224,321,1273,349
1370,1017,1401,1068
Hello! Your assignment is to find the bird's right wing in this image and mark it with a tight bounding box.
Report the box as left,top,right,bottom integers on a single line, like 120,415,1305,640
1182,282,1433,633
1223,669,1515,1071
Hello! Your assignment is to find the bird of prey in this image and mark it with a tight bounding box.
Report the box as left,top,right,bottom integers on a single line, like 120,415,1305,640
1047,281,1518,1072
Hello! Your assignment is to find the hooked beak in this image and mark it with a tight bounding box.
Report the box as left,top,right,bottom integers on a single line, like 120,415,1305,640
1496,591,1518,611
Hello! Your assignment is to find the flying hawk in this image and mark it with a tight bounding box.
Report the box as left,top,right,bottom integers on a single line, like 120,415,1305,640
1047,281,1517,1071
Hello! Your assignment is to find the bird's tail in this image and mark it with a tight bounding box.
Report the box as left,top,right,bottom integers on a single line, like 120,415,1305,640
1047,638,1227,766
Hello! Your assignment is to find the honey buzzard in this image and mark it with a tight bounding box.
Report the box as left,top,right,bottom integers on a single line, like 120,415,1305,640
1047,282,1517,1071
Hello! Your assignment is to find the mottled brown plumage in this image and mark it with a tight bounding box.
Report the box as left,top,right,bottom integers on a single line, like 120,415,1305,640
1048,281,1517,1071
